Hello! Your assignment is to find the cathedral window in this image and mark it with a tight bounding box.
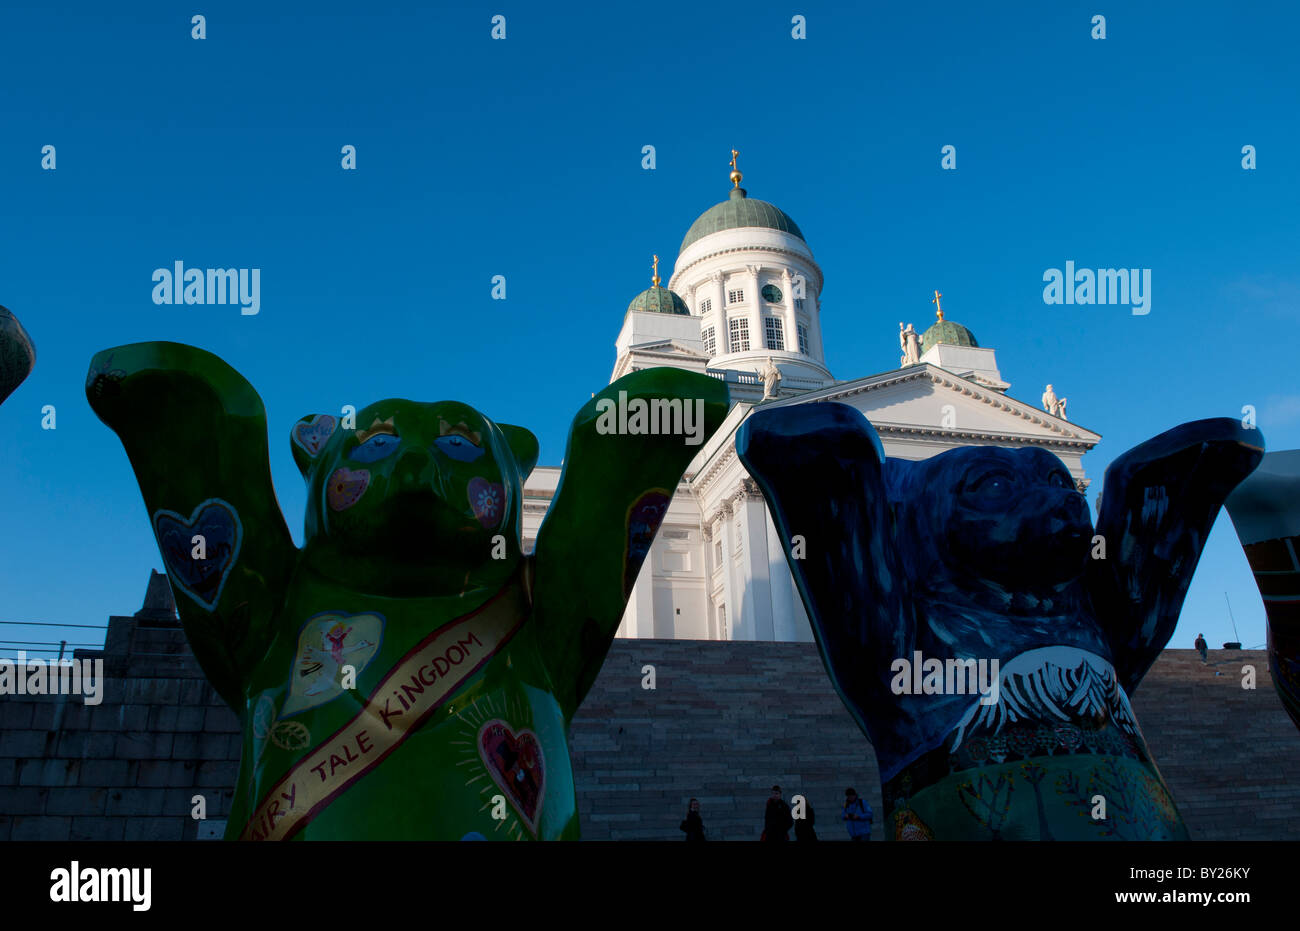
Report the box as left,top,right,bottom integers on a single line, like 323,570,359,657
727,289,744,305
764,317,785,350
728,317,750,352
703,326,716,356
797,324,809,354
699,297,712,315
795,298,805,311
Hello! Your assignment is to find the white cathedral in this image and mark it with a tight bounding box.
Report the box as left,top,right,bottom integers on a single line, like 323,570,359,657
521,154,1101,643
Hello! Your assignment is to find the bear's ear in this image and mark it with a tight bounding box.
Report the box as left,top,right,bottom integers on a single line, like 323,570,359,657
498,423,539,481
290,413,339,479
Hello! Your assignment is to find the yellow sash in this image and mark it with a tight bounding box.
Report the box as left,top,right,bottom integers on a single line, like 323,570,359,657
241,583,527,841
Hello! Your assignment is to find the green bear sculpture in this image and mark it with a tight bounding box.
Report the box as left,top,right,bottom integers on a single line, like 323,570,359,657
87,341,727,840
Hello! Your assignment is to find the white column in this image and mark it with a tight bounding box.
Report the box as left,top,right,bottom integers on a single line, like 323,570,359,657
719,509,740,639
765,506,797,641
781,268,797,355
713,272,727,356
810,292,826,363
740,491,775,640
747,265,763,352
618,552,656,638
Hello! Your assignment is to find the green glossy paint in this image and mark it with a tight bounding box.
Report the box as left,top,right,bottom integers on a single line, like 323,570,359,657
87,341,727,840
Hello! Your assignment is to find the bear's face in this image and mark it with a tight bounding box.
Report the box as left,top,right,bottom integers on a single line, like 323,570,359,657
291,400,538,566
899,446,1092,590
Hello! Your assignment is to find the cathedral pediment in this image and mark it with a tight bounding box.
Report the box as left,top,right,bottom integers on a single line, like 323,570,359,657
628,339,709,358
790,365,1100,449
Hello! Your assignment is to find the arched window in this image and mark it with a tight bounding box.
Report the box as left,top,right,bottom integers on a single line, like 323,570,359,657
764,317,785,350
729,317,750,353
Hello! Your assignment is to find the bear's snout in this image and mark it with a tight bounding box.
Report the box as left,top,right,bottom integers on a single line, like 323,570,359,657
1046,491,1089,535
1056,493,1086,521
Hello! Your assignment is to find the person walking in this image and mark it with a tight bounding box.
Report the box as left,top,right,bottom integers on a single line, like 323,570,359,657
842,787,873,841
794,797,818,841
1194,633,1208,665
679,798,705,841
762,785,793,841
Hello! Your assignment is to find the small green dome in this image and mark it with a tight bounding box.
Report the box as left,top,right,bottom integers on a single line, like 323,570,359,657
680,188,805,254
627,285,690,316
921,318,978,353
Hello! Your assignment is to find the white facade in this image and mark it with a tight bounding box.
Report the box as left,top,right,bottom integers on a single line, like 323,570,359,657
522,178,1101,643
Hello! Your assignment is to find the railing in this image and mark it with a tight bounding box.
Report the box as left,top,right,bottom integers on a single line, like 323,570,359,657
706,368,762,385
705,368,826,389
0,620,108,661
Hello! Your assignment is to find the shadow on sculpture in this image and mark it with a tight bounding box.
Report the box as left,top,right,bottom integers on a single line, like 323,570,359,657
1226,449,1300,732
1,305,35,406
87,341,728,839
737,402,1263,840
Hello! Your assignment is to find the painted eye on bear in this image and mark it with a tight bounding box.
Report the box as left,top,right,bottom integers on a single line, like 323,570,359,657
967,469,1016,500
349,434,400,463
1047,471,1072,489
434,434,485,462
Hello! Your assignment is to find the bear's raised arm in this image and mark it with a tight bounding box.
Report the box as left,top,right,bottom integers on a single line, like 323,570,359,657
1225,450,1300,732
530,368,728,720
86,342,298,709
1088,417,1264,692
736,402,913,736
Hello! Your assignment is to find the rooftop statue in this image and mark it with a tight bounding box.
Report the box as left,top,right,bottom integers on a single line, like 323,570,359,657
760,358,783,400
898,323,920,367
738,403,1262,840
87,341,727,839
1043,384,1068,421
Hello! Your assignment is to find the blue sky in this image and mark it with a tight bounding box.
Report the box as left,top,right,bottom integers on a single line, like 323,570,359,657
1,1,1296,659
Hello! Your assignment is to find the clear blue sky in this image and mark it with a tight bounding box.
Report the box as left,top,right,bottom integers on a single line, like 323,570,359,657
1,1,1296,659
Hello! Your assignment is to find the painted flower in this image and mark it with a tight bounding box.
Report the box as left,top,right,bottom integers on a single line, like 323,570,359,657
468,477,504,528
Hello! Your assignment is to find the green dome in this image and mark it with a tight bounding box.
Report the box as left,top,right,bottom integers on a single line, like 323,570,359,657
627,285,690,316
921,318,978,353
680,188,805,254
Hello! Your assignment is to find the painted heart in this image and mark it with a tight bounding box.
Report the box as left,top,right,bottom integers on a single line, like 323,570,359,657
152,498,243,611
478,719,545,832
327,468,370,511
293,414,337,457
467,477,504,528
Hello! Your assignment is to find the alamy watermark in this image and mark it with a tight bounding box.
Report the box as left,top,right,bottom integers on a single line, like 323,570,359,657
0,652,104,705
595,391,706,446
1043,261,1151,315
50,861,150,911
890,650,1000,706
152,261,260,315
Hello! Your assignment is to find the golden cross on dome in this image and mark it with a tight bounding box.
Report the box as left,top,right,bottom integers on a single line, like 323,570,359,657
652,254,660,287
931,290,944,321
729,149,743,188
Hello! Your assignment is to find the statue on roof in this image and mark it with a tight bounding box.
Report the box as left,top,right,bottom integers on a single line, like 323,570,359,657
899,322,921,367
1043,384,1068,421
761,357,783,400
